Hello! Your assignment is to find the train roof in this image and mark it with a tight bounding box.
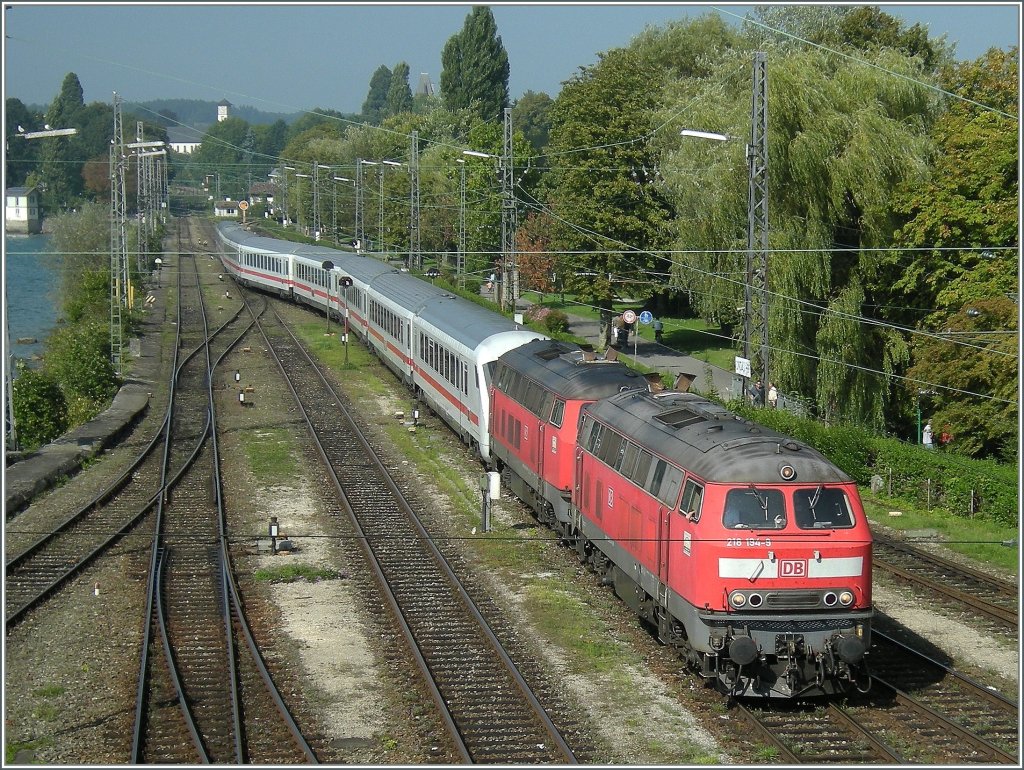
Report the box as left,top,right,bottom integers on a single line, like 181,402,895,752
586,389,851,485
217,222,397,283
499,339,648,399
417,293,542,350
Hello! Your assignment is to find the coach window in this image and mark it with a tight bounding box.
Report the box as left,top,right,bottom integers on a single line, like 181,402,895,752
723,488,786,529
793,486,855,529
679,479,704,522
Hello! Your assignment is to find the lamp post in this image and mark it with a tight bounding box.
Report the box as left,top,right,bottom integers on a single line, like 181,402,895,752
679,53,768,399
322,260,334,334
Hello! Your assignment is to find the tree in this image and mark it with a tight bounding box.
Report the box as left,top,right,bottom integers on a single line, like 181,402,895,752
48,201,112,316
515,211,557,293
659,41,939,427
361,65,392,123
39,72,86,210
883,48,1019,455
440,6,509,121
545,47,674,346
903,299,1017,460
5,97,42,187
386,62,414,117
44,320,118,423
11,362,69,451
512,91,553,152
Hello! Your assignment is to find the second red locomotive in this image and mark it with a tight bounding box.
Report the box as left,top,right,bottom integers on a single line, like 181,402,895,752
489,339,873,699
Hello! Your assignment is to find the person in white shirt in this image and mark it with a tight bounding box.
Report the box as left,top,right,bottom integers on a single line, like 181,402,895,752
922,420,934,449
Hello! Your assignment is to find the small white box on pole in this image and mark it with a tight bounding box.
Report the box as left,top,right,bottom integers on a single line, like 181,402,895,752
486,471,501,501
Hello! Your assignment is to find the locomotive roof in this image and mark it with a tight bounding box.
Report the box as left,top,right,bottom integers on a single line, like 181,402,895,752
499,339,647,399
586,390,851,485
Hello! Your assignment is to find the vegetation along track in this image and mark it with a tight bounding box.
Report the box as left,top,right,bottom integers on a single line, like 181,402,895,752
131,236,316,763
872,530,1018,629
4,223,231,629
240,284,579,764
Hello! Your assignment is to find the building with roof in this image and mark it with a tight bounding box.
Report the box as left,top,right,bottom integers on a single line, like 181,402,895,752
5,186,42,234
217,99,232,122
166,125,205,155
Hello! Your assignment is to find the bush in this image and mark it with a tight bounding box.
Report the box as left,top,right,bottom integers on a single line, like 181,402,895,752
11,362,68,450
44,321,119,405
543,310,570,334
524,305,570,334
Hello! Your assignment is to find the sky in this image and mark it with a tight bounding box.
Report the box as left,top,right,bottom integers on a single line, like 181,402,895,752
2,2,1021,118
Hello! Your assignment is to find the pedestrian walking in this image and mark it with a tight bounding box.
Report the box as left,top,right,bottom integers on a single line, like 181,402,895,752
653,318,664,343
767,382,778,409
922,420,934,449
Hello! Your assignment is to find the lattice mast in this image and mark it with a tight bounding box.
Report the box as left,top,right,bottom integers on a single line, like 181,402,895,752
747,51,769,385
110,93,128,375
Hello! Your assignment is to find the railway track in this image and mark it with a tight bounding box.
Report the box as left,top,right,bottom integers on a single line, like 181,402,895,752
242,287,579,763
734,628,1018,764
872,531,1018,629
131,224,316,763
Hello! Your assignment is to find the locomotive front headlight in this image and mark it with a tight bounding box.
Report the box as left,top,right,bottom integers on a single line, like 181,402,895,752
838,590,855,607
729,591,746,608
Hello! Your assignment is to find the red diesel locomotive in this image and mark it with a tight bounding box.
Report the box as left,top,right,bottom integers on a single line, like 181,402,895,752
490,339,873,699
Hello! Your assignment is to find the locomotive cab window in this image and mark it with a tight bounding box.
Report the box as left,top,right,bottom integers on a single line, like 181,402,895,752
680,479,704,522
723,487,786,529
793,486,855,529
549,399,565,427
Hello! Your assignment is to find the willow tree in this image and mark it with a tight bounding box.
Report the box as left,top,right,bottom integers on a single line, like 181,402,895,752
659,44,939,426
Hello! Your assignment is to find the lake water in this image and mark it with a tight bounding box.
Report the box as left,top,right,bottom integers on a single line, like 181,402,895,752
5,233,63,371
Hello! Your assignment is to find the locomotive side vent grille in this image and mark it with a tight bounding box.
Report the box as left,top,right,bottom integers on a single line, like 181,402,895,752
654,407,703,429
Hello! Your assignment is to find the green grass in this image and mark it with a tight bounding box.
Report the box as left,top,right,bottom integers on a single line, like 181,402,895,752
241,427,299,483
861,493,1018,575
253,563,341,583
31,684,64,698
5,738,53,764
523,585,640,674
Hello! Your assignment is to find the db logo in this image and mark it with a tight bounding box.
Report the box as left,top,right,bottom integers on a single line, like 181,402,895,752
780,560,806,577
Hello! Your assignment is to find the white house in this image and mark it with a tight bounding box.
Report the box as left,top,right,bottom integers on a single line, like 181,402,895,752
5,186,42,234
214,199,240,217
166,126,204,155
